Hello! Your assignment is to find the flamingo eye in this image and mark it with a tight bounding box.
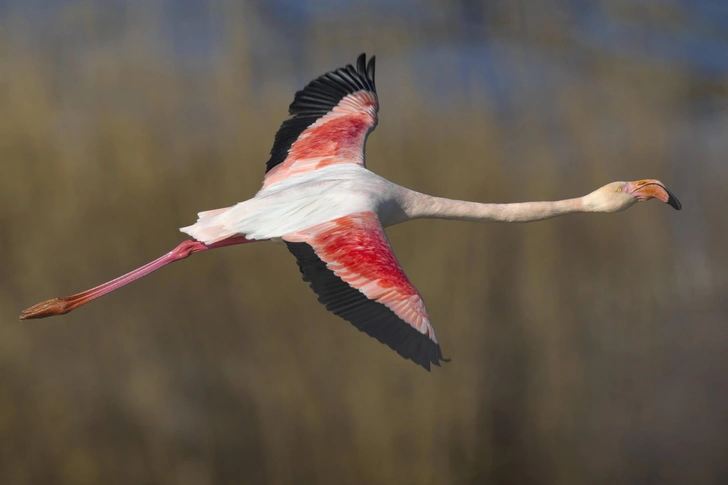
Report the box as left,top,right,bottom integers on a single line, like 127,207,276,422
617,187,622,193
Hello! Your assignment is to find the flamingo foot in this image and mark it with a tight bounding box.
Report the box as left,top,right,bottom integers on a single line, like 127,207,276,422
20,297,74,320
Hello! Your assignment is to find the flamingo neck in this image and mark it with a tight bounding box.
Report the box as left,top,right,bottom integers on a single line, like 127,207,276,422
402,191,588,223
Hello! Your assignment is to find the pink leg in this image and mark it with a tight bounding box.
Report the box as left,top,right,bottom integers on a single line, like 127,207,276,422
19,236,259,320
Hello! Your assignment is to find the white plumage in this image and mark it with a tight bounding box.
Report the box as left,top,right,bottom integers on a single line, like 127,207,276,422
180,165,398,243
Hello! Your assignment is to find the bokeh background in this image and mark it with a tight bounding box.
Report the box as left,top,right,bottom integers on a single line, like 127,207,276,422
2,1,727,484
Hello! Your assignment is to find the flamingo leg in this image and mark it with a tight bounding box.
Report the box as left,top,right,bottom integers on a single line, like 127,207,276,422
19,236,258,320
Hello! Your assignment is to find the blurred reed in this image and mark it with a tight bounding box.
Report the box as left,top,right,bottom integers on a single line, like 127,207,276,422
1,1,727,484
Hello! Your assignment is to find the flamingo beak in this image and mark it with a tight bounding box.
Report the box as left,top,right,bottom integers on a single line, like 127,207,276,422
625,179,682,210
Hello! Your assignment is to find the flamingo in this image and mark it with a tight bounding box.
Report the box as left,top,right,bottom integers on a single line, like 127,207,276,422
20,54,681,370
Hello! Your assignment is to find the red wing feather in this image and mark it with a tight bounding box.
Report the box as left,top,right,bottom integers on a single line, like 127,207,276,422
263,54,379,188
284,211,447,370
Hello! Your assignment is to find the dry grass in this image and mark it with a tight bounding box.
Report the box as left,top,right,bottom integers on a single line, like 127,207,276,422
1,1,727,484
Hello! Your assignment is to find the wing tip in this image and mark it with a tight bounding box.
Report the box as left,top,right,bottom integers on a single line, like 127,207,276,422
416,354,449,372
293,53,378,113
356,53,366,73
356,53,376,92
412,341,450,372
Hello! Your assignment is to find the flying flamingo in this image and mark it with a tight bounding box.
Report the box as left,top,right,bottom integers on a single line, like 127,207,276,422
20,54,681,370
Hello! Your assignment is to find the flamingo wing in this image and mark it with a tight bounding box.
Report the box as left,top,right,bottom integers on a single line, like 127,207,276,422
262,53,379,188
284,211,447,371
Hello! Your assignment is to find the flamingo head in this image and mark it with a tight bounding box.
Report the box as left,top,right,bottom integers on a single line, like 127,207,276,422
623,179,681,210
587,179,682,212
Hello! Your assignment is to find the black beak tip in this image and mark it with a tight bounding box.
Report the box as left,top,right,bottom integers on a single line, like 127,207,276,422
666,190,682,210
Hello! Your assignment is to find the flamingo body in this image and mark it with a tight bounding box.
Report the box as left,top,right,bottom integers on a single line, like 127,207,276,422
181,165,397,242
20,53,681,371
180,54,447,368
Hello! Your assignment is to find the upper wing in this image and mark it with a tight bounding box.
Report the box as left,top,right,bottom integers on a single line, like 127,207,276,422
262,53,379,188
284,211,447,370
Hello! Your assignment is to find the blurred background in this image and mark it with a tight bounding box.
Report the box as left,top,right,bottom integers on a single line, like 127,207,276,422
2,0,727,484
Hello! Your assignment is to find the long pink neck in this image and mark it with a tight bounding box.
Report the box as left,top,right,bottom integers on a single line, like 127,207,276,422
403,192,587,223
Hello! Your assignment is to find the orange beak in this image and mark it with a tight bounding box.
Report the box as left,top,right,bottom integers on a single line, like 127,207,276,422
625,179,682,210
